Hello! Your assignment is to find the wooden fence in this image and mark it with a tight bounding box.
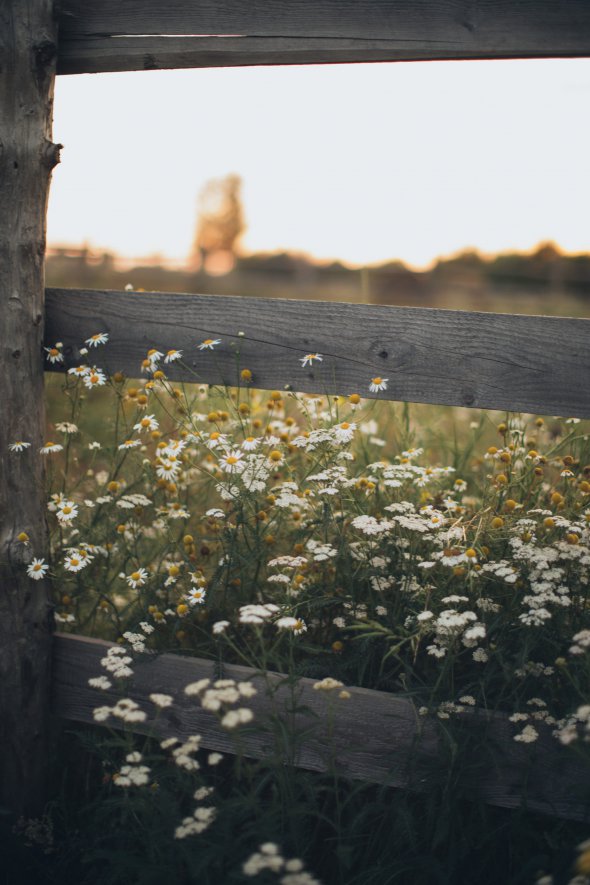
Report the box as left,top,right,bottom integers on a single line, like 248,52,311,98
1,0,590,819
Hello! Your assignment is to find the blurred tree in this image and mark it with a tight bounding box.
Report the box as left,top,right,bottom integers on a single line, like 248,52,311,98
189,173,246,273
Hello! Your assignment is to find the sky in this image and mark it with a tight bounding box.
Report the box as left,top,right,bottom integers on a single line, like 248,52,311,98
47,58,590,269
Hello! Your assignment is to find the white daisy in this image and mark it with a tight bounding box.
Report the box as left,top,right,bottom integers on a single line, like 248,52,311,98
198,338,221,350
44,345,64,364
118,439,141,450
27,558,49,580
369,377,388,393
299,353,323,367
85,332,109,347
126,568,148,589
40,442,63,455
83,368,107,389
134,414,159,433
219,450,245,473
164,349,183,363
8,441,31,452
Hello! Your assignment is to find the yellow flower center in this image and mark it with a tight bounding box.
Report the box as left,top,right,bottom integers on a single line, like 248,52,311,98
131,572,140,581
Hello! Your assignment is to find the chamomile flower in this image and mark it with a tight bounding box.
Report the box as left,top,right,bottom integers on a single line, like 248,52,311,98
8,441,31,452
68,364,90,377
64,552,86,572
134,415,159,433
155,459,181,480
164,349,183,363
334,421,356,443
44,345,64,364
219,450,245,473
27,558,49,580
242,436,260,451
85,332,109,347
369,377,388,393
198,338,221,350
40,442,63,455
83,368,107,389
299,353,323,367
55,422,79,434
126,568,148,589
56,501,79,524
118,439,141,450
187,587,207,605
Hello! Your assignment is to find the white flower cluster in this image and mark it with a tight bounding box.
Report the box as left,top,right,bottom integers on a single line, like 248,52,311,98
184,677,256,730
174,805,217,839
99,645,134,679
306,539,337,561
93,697,147,724
114,752,151,788
554,705,590,745
239,603,280,624
243,843,322,884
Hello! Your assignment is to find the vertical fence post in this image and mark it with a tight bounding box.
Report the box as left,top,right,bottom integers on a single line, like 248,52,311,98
0,0,59,817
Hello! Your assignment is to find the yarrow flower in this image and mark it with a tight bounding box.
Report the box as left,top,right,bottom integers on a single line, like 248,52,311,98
369,376,388,393
299,353,323,367
198,338,221,350
85,332,109,347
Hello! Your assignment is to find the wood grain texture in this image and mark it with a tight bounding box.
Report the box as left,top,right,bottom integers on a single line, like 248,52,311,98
52,633,590,821
0,0,60,818
45,287,590,417
55,35,476,75
56,0,590,74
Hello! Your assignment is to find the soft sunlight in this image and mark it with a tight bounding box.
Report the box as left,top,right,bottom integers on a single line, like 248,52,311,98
48,58,590,269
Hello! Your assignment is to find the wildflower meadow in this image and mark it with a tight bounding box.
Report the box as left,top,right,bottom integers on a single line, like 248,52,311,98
6,330,590,885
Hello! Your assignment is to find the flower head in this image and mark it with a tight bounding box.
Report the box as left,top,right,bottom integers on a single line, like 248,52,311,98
27,558,49,580
369,377,388,393
40,442,63,455
126,568,148,589
9,441,31,452
44,345,64,364
299,353,323,367
83,368,107,389
85,332,109,347
164,349,183,363
198,338,221,350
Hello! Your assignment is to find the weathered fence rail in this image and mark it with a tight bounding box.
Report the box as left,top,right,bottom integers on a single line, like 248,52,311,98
53,633,590,822
57,0,590,74
45,287,590,417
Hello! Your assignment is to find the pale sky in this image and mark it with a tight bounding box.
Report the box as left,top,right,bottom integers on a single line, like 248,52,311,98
47,58,590,269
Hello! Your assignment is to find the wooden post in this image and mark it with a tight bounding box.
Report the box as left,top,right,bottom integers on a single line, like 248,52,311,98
0,0,59,816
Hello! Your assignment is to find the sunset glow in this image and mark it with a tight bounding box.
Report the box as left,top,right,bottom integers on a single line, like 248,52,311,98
48,58,590,269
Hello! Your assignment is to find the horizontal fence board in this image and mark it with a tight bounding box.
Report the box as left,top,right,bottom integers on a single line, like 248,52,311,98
56,36,482,76
45,288,590,416
56,0,590,74
52,633,590,821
